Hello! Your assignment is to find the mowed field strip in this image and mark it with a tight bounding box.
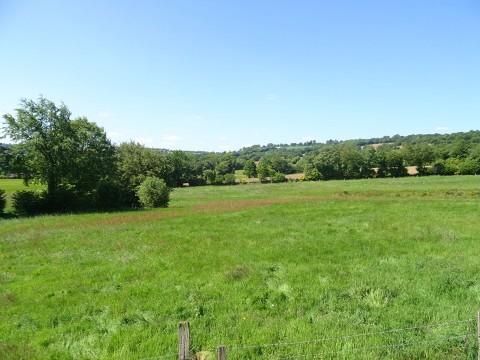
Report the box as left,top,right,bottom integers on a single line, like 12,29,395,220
1,176,480,359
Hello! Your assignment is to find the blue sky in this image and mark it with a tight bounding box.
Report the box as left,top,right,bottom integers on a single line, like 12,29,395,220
1,1,479,151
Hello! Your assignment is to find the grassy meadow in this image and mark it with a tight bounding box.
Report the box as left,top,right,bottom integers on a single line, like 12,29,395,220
1,176,480,359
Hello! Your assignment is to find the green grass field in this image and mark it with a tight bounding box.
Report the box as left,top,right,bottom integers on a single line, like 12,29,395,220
1,176,480,359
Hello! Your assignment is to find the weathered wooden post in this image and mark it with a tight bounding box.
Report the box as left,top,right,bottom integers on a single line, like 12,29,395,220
178,321,190,360
217,345,226,360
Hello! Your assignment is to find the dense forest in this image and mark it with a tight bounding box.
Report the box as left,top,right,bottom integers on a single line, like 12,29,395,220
1,97,480,216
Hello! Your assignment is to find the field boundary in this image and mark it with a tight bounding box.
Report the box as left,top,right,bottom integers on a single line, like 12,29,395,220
141,312,480,359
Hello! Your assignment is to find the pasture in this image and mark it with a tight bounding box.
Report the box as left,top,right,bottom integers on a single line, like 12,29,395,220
1,176,480,359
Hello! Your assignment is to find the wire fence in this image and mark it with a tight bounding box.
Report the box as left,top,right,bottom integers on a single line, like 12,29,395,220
141,316,479,359
271,334,476,359
227,318,477,351
225,318,477,359
138,354,177,360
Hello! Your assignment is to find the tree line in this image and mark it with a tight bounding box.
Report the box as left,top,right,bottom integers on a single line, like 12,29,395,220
1,96,480,216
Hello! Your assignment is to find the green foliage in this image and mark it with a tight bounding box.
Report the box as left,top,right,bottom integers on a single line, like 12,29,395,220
94,179,124,210
222,173,236,185
11,186,88,216
304,162,321,181
2,97,75,193
0,145,9,176
243,159,258,178
203,169,216,185
0,188,6,214
167,150,197,186
402,143,435,175
267,154,292,174
458,157,480,175
136,176,170,208
2,97,115,209
115,142,172,205
11,190,45,216
67,118,115,194
271,172,287,183
214,154,235,176
257,159,275,182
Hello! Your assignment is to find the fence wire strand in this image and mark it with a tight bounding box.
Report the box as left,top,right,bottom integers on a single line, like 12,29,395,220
228,318,476,351
272,333,476,360
138,353,176,360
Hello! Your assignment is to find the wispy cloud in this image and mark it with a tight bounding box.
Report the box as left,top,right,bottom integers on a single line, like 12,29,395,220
303,136,314,141
158,134,184,149
220,136,227,141
191,114,203,121
266,93,276,101
162,134,182,142
435,126,448,132
98,110,113,118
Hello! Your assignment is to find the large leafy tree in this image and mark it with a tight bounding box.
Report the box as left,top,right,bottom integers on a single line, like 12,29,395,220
115,141,172,204
68,117,115,193
2,96,114,195
167,150,196,187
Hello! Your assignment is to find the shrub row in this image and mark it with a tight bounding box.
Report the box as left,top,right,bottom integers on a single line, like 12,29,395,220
8,177,171,217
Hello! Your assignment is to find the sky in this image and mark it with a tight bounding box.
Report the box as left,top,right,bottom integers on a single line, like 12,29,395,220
1,1,479,152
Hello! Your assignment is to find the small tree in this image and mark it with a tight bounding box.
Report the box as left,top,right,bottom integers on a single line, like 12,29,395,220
136,177,170,208
243,159,257,178
203,169,216,185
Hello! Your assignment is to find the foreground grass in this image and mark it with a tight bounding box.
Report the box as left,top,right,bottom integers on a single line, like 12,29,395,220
1,176,480,359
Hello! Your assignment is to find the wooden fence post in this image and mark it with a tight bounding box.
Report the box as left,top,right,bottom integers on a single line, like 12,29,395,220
178,321,190,360
217,345,226,360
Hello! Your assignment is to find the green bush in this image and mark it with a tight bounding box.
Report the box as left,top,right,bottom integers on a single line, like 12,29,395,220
43,186,83,213
12,187,86,216
271,172,287,183
12,190,45,216
223,173,236,185
136,177,170,208
95,179,124,210
0,189,6,214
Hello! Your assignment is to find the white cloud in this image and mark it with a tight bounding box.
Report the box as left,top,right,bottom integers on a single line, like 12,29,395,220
218,145,232,151
303,136,314,141
98,110,113,118
162,134,182,142
220,136,227,141
435,126,448,132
